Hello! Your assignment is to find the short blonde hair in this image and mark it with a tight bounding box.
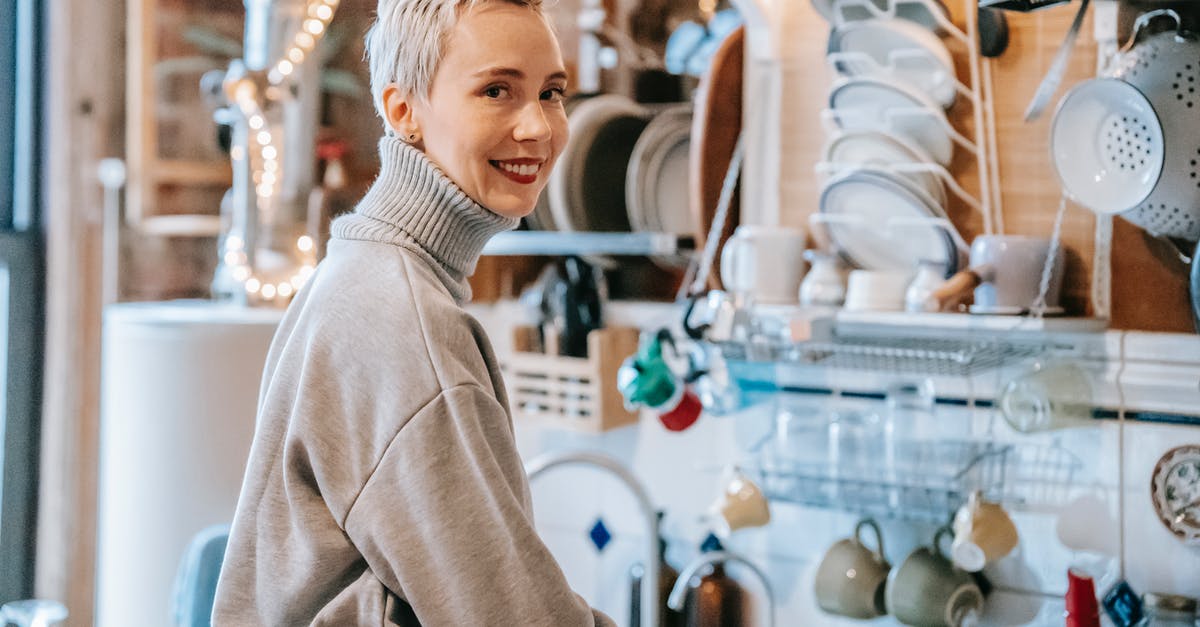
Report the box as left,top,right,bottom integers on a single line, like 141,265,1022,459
365,0,545,125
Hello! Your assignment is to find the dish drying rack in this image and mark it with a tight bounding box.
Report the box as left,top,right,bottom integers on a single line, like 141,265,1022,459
744,434,1082,522
816,0,1003,236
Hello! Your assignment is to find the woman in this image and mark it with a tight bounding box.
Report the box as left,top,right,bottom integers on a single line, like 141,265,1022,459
212,0,614,624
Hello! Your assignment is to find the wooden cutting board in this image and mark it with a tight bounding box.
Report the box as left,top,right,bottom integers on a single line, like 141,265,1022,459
689,26,744,291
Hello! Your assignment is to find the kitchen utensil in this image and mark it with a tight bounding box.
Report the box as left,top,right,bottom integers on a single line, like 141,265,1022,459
1050,78,1164,216
1150,444,1200,545
844,270,911,311
999,359,1093,433
799,250,847,307
627,104,695,235
691,27,743,291
1192,238,1200,332
827,18,957,108
977,6,1010,58
931,235,1066,313
708,468,771,535
980,0,1070,11
905,259,948,312
822,129,947,209
1066,569,1101,627
950,491,1018,572
1023,0,1090,121
1110,9,1200,241
829,75,955,165
818,168,960,275
886,527,984,627
815,519,890,619
548,94,648,232
719,224,807,304
812,0,951,32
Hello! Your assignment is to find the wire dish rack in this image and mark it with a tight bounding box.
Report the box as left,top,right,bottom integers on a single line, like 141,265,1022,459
717,333,1049,377
743,431,1083,522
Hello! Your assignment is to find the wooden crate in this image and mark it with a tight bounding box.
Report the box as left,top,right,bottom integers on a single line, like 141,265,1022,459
505,325,641,432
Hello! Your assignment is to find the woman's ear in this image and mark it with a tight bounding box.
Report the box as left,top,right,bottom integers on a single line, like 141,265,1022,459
382,84,421,143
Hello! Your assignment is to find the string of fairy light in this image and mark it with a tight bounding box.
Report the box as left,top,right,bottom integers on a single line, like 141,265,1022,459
225,0,340,302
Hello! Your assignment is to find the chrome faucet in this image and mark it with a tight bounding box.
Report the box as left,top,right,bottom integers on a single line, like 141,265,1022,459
667,550,776,627
526,451,659,627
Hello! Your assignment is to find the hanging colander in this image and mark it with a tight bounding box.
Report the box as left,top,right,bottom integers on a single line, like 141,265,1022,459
1111,9,1200,241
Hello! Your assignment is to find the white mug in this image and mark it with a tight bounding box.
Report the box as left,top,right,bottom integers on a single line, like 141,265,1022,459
719,225,807,304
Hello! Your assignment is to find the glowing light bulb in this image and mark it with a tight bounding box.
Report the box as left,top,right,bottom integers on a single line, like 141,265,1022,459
316,4,333,20
262,146,277,160
257,183,274,197
262,283,277,299
264,160,278,172
257,131,272,146
290,274,305,288
246,277,262,293
277,60,294,76
248,115,264,130
277,282,294,298
261,171,276,186
230,146,245,160
297,235,314,252
299,264,315,279
232,266,250,282
296,32,315,49
226,235,244,250
288,48,305,64
224,251,241,266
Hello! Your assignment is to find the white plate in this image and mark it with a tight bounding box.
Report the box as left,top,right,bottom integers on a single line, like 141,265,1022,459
1050,78,1164,215
818,168,959,274
828,18,957,108
828,76,954,166
822,129,947,209
627,105,696,235
548,94,649,232
811,0,949,31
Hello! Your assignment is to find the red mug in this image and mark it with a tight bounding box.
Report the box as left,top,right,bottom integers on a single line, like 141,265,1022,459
1065,568,1100,627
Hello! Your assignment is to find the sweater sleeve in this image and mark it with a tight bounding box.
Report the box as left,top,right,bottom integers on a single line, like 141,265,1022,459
343,384,615,627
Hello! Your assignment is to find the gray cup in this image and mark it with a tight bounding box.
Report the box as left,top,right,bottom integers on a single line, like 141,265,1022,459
885,527,984,627
814,519,890,619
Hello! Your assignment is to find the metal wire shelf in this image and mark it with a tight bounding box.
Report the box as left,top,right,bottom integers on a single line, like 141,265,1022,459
745,435,1013,523
717,333,1050,377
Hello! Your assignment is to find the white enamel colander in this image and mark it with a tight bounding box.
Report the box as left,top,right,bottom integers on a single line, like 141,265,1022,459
1110,9,1200,241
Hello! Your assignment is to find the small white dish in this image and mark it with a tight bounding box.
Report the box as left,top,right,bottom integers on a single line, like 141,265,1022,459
828,18,957,108
828,76,954,166
1050,77,1164,216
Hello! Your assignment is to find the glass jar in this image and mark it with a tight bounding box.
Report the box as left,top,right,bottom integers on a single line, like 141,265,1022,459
1135,593,1198,627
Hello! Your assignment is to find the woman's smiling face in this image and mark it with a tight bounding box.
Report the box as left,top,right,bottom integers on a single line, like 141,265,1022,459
388,2,569,218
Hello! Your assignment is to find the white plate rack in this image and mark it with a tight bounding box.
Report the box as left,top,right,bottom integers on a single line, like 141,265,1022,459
819,0,1001,235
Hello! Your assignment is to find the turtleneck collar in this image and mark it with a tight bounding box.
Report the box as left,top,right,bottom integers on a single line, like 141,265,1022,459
330,135,519,301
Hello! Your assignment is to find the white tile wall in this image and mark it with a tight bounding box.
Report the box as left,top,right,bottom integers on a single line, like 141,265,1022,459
471,302,1200,626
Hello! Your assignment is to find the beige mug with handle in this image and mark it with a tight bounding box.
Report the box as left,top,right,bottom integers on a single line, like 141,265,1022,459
814,518,890,619
951,491,1019,572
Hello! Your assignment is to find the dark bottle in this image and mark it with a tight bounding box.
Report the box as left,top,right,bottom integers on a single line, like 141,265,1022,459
682,534,747,627
630,513,684,627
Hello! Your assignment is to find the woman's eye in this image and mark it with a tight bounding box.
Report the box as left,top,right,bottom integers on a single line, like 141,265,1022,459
484,85,507,99
541,87,566,102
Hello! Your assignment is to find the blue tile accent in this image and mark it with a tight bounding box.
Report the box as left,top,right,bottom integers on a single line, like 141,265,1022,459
589,518,612,553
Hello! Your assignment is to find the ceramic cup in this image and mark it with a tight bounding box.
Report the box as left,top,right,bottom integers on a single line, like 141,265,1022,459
719,225,807,304
886,527,984,627
799,250,846,307
844,270,911,312
951,491,1019,572
814,519,891,619
708,468,771,535
929,235,1066,313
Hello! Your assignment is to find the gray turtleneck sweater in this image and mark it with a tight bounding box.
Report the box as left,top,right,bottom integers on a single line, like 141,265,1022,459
213,136,613,627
